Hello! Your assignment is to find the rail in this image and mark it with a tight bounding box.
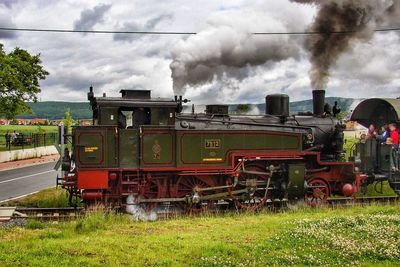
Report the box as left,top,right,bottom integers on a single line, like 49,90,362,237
11,207,84,221
1,196,400,223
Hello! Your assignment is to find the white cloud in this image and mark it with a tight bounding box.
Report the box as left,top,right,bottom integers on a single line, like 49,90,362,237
0,0,399,105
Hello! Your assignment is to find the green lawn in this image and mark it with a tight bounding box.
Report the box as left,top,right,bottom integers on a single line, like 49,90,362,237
0,125,58,135
0,125,58,151
1,199,400,266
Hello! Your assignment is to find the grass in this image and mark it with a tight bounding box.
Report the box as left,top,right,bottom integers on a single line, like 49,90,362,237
0,188,72,208
0,125,58,135
1,204,400,266
358,181,397,197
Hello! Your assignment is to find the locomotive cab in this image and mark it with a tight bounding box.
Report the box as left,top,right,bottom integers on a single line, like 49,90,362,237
74,87,179,170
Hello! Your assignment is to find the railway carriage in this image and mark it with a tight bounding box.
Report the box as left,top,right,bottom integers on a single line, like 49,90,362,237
350,98,400,194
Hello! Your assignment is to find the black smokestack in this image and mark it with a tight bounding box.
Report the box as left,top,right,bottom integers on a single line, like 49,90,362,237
312,89,325,116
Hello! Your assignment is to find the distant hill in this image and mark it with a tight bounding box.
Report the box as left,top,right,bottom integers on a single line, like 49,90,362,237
230,97,356,115
17,102,91,120
16,97,356,120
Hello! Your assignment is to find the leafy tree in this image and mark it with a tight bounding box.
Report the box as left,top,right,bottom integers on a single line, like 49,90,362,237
236,104,250,114
63,109,76,127
0,43,49,119
336,112,345,121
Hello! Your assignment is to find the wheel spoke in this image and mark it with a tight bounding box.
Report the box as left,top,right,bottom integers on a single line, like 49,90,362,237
174,176,216,213
229,165,270,211
305,179,330,207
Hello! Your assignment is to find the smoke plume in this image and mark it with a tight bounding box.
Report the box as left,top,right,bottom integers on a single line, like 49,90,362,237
292,0,400,90
170,10,302,95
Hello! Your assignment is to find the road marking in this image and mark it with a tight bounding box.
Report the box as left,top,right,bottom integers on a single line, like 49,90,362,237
0,170,55,185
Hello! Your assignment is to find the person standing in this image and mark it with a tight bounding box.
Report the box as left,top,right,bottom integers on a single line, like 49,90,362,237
12,130,17,143
377,124,391,143
367,124,377,139
388,123,399,145
5,131,11,150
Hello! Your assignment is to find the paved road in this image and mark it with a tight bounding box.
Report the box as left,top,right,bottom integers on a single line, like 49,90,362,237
0,162,57,202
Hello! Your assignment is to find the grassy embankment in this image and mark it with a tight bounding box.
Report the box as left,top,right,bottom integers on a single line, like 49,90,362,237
0,188,71,208
1,203,400,266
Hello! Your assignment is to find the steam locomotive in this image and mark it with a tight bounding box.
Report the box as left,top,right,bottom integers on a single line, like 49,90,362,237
57,87,400,212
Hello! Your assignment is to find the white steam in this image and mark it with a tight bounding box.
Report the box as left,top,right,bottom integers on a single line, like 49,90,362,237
247,105,262,115
170,9,302,96
126,194,157,221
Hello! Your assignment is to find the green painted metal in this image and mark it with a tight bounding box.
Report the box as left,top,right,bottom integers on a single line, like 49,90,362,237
357,139,376,172
74,128,106,168
74,126,121,168
176,131,301,167
141,130,175,166
99,107,118,125
378,144,392,172
106,128,118,168
287,164,305,199
119,129,138,168
150,108,175,126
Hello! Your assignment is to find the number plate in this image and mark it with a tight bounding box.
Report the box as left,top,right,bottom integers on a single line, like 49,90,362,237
205,139,221,149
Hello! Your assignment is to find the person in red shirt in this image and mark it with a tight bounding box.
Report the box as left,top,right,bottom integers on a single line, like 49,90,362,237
388,123,399,145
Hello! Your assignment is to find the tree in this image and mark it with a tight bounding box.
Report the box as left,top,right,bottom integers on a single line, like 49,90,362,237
0,43,49,119
236,104,250,114
63,109,76,127
336,112,345,121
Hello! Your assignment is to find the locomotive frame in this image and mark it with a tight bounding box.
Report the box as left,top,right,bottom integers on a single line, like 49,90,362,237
57,87,400,212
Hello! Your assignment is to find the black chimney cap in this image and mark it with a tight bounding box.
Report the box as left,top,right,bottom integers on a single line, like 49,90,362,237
120,89,151,99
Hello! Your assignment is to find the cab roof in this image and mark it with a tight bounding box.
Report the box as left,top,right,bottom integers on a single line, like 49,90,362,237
350,98,400,127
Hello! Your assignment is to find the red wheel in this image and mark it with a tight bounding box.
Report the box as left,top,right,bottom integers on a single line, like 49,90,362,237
228,164,271,211
173,176,216,214
137,179,163,211
305,178,330,207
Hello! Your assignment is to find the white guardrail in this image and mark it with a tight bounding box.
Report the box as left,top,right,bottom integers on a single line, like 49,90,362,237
0,145,58,163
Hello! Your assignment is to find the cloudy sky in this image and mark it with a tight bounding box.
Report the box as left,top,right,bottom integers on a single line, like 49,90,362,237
0,0,399,104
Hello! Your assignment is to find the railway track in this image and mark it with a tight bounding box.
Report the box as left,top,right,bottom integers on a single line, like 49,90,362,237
1,196,399,223
8,207,84,221
327,195,400,206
